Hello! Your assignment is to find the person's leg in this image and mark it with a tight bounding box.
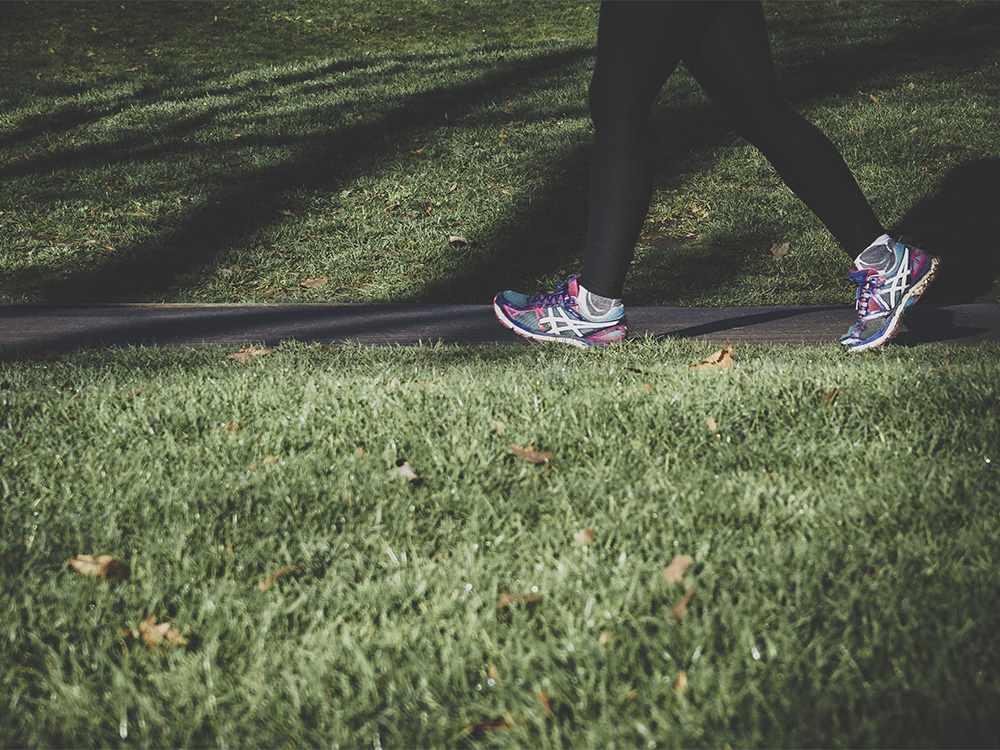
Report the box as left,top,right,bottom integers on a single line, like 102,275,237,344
494,2,724,347
579,1,726,301
683,1,886,257
684,2,938,350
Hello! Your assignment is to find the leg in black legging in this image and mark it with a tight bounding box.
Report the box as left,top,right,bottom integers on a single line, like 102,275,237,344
580,1,885,300
580,2,721,299
685,2,884,255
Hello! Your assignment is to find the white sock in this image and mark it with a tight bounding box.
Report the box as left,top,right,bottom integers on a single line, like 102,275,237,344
578,283,622,319
854,233,895,272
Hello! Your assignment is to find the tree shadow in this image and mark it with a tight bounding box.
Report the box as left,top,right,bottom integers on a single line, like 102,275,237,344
1,3,998,307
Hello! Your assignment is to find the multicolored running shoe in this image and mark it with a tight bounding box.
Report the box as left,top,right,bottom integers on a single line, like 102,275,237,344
493,276,627,348
840,242,940,352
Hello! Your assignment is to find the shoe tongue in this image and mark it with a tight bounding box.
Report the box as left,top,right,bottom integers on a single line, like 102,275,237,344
848,268,878,284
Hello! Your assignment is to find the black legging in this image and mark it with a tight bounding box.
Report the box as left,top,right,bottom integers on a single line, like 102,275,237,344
579,1,886,299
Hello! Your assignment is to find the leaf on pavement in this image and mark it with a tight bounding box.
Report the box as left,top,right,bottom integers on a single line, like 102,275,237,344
661,554,693,584
690,347,733,372
509,444,555,464
67,554,129,582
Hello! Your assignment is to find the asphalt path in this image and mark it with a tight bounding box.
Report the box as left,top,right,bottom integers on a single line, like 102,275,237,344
1,302,998,351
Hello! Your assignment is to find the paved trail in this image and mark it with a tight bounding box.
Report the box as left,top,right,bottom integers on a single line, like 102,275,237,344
1,303,998,351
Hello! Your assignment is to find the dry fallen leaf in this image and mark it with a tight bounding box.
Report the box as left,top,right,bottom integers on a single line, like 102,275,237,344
136,615,188,649
670,588,697,622
299,276,328,289
599,629,613,646
67,554,129,583
258,565,298,591
820,388,840,406
226,345,273,361
497,589,542,610
509,444,555,464
674,670,689,693
537,691,554,718
463,714,514,737
770,241,790,257
395,459,419,482
573,528,597,546
661,554,693,584
447,234,469,245
690,347,734,372
706,416,718,433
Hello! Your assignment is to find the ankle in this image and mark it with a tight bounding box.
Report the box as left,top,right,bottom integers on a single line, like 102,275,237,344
577,283,622,319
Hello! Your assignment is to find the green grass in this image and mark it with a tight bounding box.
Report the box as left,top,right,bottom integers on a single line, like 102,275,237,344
2,340,999,747
3,4,999,747
1,1,998,306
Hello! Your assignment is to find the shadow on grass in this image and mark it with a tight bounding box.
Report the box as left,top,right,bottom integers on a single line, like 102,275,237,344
894,158,1000,304
1,3,998,306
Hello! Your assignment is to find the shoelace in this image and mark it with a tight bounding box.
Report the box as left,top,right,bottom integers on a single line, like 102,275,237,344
853,272,885,323
528,283,573,309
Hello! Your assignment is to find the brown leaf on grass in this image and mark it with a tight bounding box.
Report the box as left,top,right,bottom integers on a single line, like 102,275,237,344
462,713,515,737
669,588,697,622
497,589,542,611
690,347,733,372
661,554,693,584
395,459,419,482
706,416,718,433
226,345,273,361
573,528,597,546
299,276,328,289
67,554,129,583
250,454,279,470
769,241,790,257
599,629,613,645
136,615,188,649
820,388,840,406
258,565,298,591
537,691,554,718
509,444,555,464
674,670,689,693
384,201,402,212
447,234,469,246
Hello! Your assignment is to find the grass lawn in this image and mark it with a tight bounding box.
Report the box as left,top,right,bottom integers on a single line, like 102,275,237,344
2,2,1000,747
2,340,1000,747
1,1,999,305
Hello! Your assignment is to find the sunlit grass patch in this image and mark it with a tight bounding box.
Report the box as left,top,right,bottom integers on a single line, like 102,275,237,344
2,341,999,747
